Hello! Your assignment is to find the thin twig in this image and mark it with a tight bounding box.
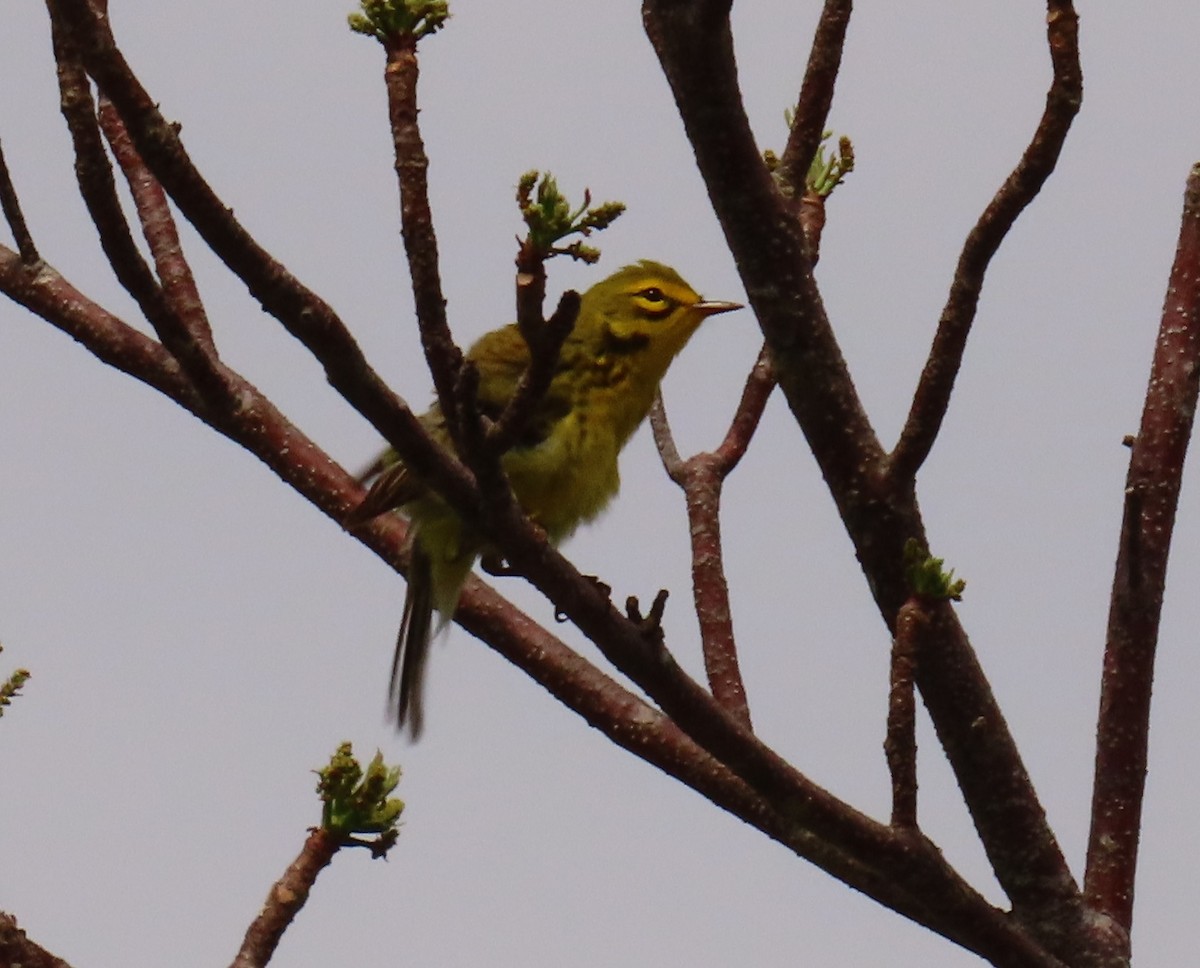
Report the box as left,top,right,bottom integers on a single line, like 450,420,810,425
486,288,580,455
886,1,1083,484
45,0,479,521
777,0,853,203
96,98,239,408
648,396,685,480
381,33,461,436
1083,162,1200,941
97,99,213,352
712,345,775,473
886,599,921,829
229,828,338,968
0,141,40,263
649,345,774,728
49,12,175,332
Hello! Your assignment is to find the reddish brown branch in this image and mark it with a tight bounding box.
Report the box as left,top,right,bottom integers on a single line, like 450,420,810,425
643,0,884,501
1,248,200,406
487,288,581,455
381,34,462,431
230,828,339,968
45,0,479,522
651,407,749,724
886,599,921,828
98,100,212,351
4,244,1057,962
887,0,1082,483
1084,162,1200,941
777,0,853,204
49,12,179,338
649,345,775,727
0,141,40,264
96,99,241,411
0,913,72,968
643,3,1089,948
713,345,775,471
462,559,1061,967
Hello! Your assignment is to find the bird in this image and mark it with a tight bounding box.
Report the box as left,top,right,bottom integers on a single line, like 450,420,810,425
352,260,741,738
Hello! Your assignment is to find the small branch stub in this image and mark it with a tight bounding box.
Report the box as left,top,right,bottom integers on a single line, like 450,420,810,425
626,589,670,649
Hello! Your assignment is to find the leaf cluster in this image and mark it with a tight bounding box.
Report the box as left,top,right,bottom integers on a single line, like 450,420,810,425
516,171,625,264
348,0,450,43
316,743,404,856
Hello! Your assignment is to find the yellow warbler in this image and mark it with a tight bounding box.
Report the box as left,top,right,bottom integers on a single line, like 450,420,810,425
356,260,740,737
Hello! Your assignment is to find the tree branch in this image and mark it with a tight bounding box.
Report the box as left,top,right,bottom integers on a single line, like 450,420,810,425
642,4,1094,948
777,0,853,205
44,0,478,524
886,598,922,829
3,246,1051,964
381,31,462,434
0,141,40,264
886,0,1083,483
96,99,240,409
0,913,72,968
643,0,884,500
229,829,338,968
1084,162,1200,942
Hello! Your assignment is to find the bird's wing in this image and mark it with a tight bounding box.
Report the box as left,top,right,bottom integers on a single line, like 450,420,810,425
345,408,450,526
469,324,531,418
469,324,574,447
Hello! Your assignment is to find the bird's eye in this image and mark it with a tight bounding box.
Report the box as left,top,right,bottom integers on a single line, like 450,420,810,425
631,285,674,319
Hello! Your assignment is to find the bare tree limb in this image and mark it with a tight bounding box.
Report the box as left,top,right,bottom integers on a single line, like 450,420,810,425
886,1,1083,483
0,913,72,968
1084,162,1200,943
380,32,462,434
886,599,922,829
0,141,40,264
229,829,338,968
49,12,185,348
777,0,853,206
643,0,884,499
649,391,753,727
96,99,240,410
641,3,1091,947
44,0,478,522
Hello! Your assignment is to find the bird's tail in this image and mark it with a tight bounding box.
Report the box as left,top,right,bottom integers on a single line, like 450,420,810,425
392,542,435,739
391,536,475,739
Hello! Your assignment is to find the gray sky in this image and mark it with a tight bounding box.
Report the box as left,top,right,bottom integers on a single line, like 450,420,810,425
3,2,1200,965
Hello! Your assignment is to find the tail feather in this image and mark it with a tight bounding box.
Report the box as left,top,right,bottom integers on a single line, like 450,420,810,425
392,543,434,739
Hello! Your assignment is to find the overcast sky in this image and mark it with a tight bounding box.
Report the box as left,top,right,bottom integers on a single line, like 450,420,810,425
4,2,1200,966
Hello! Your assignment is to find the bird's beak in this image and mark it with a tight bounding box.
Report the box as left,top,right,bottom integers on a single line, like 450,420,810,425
694,300,743,317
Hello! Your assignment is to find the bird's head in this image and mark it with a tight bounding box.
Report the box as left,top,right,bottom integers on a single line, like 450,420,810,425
581,260,742,362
